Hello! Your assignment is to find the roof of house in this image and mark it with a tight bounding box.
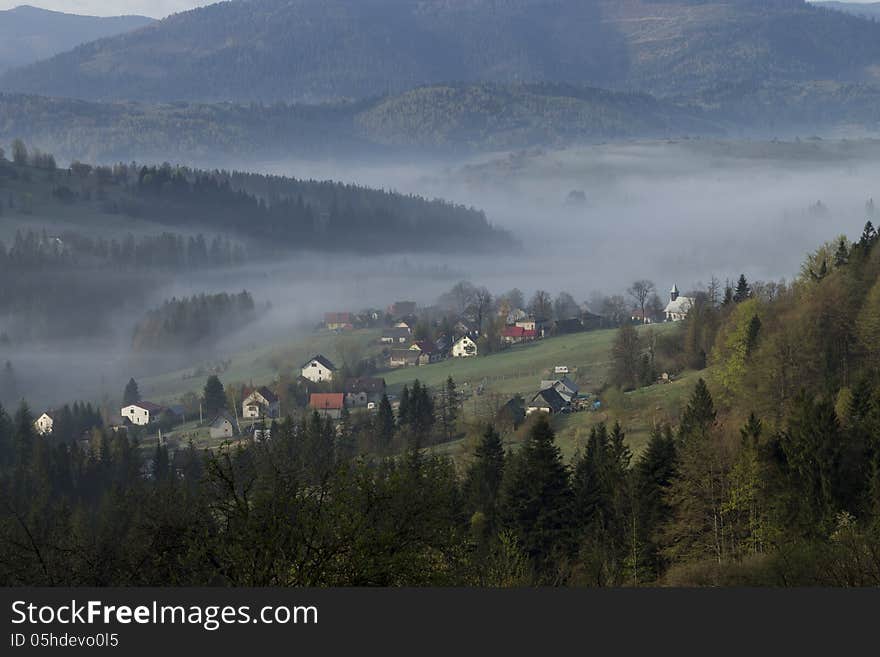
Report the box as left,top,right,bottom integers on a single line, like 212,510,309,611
390,349,421,363
411,340,437,354
453,335,476,345
37,411,55,420
302,354,336,371
502,326,538,339
343,377,386,394
665,297,694,314
309,393,345,410
124,401,165,413
541,377,579,396
210,412,235,428
529,388,568,413
244,386,278,404
383,327,411,339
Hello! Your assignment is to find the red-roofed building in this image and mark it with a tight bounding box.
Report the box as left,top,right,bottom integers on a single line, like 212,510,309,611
502,326,538,344
309,393,345,419
324,312,354,331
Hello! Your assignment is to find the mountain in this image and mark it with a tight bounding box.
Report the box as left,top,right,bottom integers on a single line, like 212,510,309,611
4,0,880,103
0,5,153,74
0,84,721,164
813,2,880,20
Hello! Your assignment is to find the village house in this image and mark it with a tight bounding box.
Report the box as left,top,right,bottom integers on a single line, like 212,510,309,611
389,348,421,368
516,316,551,337
451,335,478,358
121,401,165,426
209,413,236,439
242,386,280,420
309,392,345,419
527,388,569,415
409,340,443,364
34,412,54,436
324,312,354,331
540,377,580,403
301,355,337,383
343,377,386,408
501,325,538,344
664,284,694,322
380,327,412,345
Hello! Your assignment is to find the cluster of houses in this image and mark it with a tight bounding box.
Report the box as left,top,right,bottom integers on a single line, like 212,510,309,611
301,354,386,419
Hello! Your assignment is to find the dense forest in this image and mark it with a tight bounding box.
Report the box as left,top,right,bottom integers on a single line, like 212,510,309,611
3,0,880,103
131,291,257,352
2,227,880,586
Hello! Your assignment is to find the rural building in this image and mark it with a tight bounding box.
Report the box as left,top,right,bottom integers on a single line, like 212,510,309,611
301,354,337,382
209,413,235,439
540,377,580,403
309,393,345,419
451,335,478,358
527,388,568,415
554,318,584,335
324,312,354,331
664,285,694,322
380,327,412,344
409,340,442,364
34,412,54,435
343,377,386,407
389,349,421,368
242,386,280,419
516,316,550,336
502,326,538,344
121,401,165,426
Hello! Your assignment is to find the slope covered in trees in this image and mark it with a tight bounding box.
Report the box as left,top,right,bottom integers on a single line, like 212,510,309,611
0,5,153,74
4,0,880,103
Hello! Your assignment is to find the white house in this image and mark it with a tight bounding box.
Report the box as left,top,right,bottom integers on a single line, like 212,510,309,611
121,401,164,426
664,284,694,322
301,355,337,383
34,412,54,435
451,336,478,358
242,386,280,420
209,413,235,439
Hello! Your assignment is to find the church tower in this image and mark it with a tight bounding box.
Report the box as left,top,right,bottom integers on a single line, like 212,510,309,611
670,284,679,303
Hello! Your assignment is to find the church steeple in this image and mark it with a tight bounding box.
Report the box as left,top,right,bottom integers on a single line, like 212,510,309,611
670,284,679,302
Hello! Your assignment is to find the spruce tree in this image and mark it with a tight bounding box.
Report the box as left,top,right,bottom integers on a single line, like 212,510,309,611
203,375,226,416
634,424,677,581
375,393,395,453
123,377,140,406
464,424,505,534
733,274,751,303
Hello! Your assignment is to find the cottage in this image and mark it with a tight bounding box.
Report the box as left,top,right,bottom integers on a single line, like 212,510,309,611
527,388,568,415
516,316,550,336
664,285,694,322
324,312,354,331
34,412,54,436
409,340,442,364
301,355,337,383
501,326,538,344
309,393,345,419
540,377,580,403
121,401,165,426
451,335,478,358
242,386,280,420
343,377,386,407
209,413,236,439
389,349,421,368
380,327,412,345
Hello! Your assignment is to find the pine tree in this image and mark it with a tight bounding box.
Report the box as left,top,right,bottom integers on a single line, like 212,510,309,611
733,274,751,303
634,424,677,581
123,378,140,405
464,424,505,536
500,415,575,579
375,393,395,453
203,375,226,416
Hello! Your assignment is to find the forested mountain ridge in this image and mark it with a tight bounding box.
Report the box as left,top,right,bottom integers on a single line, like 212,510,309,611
0,85,719,163
814,2,880,20
0,5,153,74
4,0,880,103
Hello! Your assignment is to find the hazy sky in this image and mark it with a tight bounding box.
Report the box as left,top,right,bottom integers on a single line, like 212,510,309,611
0,0,878,19
0,1,217,18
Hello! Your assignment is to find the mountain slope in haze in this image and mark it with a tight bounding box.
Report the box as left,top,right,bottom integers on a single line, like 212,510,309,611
0,5,154,74
0,84,721,163
5,0,880,103
813,2,880,20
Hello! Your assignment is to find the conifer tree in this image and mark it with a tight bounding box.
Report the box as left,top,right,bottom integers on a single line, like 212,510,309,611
123,377,140,405
464,424,505,535
733,274,751,303
203,375,227,416
634,424,677,581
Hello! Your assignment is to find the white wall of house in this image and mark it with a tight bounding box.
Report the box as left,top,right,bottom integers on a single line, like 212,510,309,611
452,336,478,358
34,413,54,435
121,404,151,426
302,360,334,382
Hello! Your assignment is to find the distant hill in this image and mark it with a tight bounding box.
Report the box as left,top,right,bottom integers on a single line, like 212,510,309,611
0,84,721,163
0,5,153,74
813,2,880,20
5,0,880,103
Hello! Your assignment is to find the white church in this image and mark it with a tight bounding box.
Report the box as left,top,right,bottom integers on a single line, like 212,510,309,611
664,284,694,322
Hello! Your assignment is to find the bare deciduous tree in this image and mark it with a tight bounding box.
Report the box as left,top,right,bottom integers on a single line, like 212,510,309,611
627,280,655,323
